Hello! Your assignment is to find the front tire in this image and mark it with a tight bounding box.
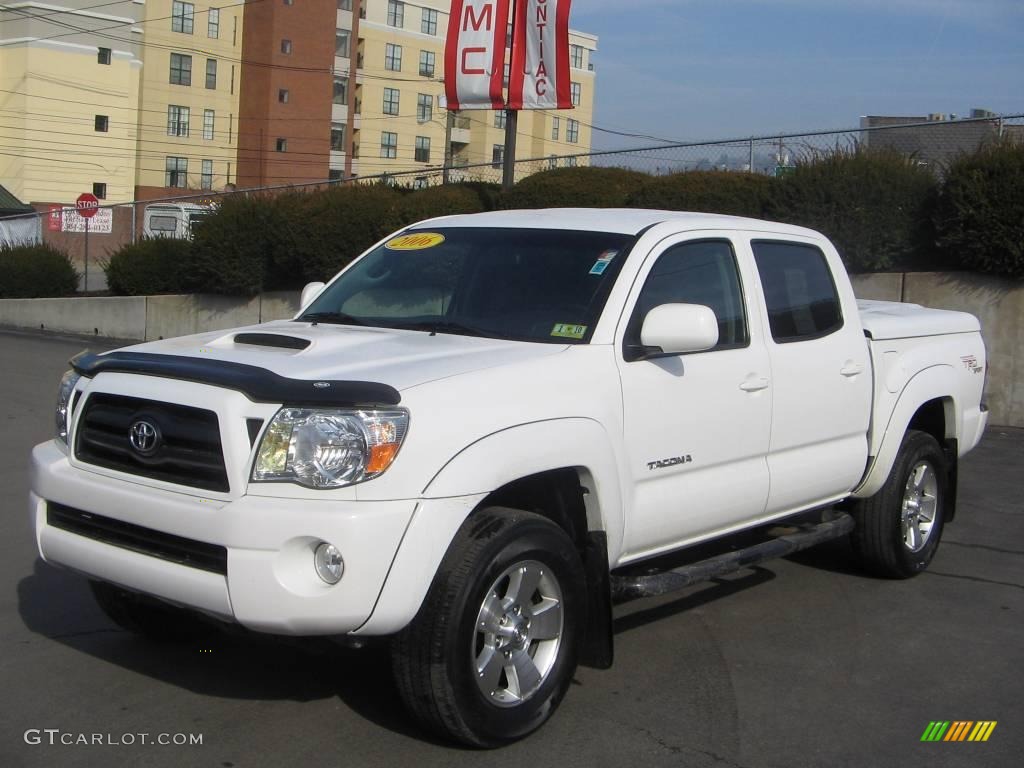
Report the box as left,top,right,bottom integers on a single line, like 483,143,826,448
392,507,586,747
850,430,948,578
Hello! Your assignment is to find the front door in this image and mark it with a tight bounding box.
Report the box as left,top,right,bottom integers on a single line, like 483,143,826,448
616,236,772,561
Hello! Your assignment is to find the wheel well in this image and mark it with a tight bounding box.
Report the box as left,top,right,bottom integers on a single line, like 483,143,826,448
478,468,590,553
907,398,951,445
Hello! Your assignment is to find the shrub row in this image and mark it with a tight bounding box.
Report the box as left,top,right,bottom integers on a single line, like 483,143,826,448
0,244,78,298
27,140,1014,298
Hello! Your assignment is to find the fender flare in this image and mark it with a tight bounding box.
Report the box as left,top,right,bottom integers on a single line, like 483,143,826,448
355,418,625,636
854,365,958,499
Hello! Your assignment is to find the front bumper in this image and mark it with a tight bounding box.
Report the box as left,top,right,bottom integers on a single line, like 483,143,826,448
31,440,417,635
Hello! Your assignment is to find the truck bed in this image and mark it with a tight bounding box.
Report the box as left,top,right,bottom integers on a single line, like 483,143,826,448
857,299,981,340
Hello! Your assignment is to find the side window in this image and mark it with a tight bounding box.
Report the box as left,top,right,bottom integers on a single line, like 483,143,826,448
627,240,748,353
752,241,842,343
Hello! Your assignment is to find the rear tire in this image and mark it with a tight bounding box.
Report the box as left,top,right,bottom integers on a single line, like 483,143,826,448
850,430,948,578
392,507,586,747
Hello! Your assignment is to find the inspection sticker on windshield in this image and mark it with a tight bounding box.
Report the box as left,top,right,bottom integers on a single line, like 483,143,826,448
551,323,587,339
589,249,618,275
385,232,445,250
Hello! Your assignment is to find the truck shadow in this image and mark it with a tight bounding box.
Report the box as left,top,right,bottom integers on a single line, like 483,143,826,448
16,558,446,744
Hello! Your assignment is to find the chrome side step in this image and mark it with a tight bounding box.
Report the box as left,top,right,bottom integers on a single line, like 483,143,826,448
610,513,855,603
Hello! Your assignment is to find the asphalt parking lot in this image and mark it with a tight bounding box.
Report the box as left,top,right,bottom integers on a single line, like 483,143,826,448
1,329,1021,768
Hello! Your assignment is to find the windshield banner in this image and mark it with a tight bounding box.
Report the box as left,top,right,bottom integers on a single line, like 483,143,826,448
507,0,573,110
444,0,511,110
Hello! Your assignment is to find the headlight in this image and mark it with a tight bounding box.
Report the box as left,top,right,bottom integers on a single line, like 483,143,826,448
55,369,81,445
252,408,409,489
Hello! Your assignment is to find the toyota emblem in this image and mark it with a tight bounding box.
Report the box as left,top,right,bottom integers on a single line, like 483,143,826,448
129,419,161,456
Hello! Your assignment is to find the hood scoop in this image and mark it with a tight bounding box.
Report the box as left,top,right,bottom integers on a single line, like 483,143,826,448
233,333,311,351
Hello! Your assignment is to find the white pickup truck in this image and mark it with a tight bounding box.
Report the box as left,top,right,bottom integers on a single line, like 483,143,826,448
31,209,988,746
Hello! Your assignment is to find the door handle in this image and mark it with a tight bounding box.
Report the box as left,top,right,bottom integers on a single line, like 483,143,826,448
739,376,770,392
840,361,864,377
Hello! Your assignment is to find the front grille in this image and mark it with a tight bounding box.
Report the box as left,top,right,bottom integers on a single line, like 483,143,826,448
47,502,228,575
75,393,229,492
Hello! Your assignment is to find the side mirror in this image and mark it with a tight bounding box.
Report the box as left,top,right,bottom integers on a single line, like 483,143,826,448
299,281,326,309
637,303,719,358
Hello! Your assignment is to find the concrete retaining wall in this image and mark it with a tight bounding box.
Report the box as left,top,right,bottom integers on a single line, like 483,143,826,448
2,275,1021,426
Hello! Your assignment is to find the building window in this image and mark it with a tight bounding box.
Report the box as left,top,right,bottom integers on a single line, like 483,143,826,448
548,155,557,169
329,169,343,181
416,93,432,123
551,116,559,140
380,131,397,158
415,135,430,163
208,7,220,38
285,0,294,5
278,88,289,103
570,44,584,69
494,110,506,129
167,105,190,136
337,0,351,9
387,1,404,27
421,7,437,35
276,138,287,152
171,2,194,34
166,156,188,188
491,144,503,168
94,115,109,132
203,109,215,140
566,156,577,167
331,123,346,151
419,50,435,77
205,59,217,89
169,53,192,85
92,182,106,199
385,43,402,71
201,159,213,190
336,29,350,57
382,87,399,116
332,76,348,104
567,119,579,143
281,39,292,54
571,82,581,106
97,47,111,65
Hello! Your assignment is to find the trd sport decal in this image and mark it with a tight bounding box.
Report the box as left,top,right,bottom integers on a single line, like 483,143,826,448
648,455,693,471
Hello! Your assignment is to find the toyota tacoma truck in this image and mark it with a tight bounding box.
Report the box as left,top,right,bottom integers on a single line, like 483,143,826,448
30,209,988,746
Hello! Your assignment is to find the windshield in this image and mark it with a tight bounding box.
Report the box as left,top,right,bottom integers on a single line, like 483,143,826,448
297,227,635,343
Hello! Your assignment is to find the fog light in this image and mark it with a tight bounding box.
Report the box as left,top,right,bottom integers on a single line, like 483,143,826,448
314,542,344,584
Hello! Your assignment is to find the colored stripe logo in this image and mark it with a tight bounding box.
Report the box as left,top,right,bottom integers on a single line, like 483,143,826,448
921,721,997,742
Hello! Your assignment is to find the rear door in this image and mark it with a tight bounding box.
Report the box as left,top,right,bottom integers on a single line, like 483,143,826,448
748,238,872,514
615,235,772,560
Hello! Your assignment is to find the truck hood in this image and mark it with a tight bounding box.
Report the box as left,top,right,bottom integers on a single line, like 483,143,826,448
120,320,568,392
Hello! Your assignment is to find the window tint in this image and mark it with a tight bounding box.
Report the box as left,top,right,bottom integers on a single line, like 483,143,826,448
752,241,842,342
627,240,748,353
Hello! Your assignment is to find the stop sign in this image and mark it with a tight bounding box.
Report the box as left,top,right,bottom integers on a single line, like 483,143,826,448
76,193,100,219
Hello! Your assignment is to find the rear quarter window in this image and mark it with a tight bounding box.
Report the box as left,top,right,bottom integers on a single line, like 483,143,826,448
752,241,843,343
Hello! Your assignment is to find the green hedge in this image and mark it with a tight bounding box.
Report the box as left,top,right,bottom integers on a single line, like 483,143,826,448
399,183,486,225
934,141,1024,279
627,171,775,217
765,148,938,272
501,166,650,209
0,244,78,298
103,237,197,295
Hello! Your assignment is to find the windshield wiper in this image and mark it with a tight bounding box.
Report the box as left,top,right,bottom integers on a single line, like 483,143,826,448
396,320,495,338
296,311,365,327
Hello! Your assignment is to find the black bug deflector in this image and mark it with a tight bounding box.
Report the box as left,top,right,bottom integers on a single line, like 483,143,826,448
71,351,401,407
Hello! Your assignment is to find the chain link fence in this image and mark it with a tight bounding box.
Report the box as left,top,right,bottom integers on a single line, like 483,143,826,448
2,112,1021,291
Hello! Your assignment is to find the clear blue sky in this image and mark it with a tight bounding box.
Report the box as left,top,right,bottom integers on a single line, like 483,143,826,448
571,0,1024,149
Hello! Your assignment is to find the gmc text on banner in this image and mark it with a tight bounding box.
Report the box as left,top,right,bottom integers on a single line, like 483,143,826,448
508,0,573,110
444,0,511,110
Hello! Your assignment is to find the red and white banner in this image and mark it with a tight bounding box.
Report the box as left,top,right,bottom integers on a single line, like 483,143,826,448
444,0,511,110
507,0,572,110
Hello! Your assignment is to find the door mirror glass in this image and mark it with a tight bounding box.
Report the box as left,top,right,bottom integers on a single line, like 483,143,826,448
300,282,326,309
639,303,719,357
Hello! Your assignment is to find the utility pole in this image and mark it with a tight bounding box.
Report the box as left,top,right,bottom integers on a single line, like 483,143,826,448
502,109,518,190
443,109,454,185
